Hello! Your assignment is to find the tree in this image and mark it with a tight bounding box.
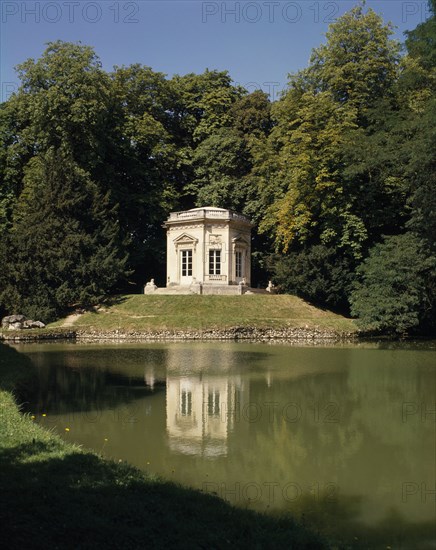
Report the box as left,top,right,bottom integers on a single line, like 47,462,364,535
14,41,112,176
260,4,401,258
188,91,273,215
0,42,183,290
109,64,181,283
348,0,436,335
0,40,114,238
0,101,19,232
268,246,355,310
170,70,244,144
402,0,436,253
0,148,128,322
308,3,399,119
189,128,251,209
404,0,436,70
254,4,404,312
350,234,436,334
229,90,273,138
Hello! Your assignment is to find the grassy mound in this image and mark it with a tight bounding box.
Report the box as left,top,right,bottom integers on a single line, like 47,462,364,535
51,294,357,334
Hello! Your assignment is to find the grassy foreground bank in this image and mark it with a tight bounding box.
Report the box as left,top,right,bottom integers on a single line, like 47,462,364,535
0,344,326,549
52,294,357,334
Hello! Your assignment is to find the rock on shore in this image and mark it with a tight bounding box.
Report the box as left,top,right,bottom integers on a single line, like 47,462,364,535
1,315,46,330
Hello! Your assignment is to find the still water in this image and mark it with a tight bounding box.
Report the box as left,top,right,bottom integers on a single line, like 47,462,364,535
14,341,436,547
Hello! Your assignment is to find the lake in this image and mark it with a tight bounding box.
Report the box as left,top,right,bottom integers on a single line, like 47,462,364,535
12,340,436,548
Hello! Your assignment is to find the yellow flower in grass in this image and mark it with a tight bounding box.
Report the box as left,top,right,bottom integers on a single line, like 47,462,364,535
65,427,70,432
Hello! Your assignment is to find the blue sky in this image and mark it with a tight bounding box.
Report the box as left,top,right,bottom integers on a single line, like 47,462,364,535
1,1,431,101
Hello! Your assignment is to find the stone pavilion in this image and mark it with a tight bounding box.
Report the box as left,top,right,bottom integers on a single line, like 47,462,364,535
162,207,253,294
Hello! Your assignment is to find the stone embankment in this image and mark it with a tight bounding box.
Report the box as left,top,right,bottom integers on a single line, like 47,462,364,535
0,329,76,342
74,326,356,341
1,325,356,342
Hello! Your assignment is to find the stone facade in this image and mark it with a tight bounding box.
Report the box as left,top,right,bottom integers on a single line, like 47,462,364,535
164,207,252,289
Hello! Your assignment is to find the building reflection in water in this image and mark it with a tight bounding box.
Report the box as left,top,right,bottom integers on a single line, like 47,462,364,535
163,345,250,458
144,366,156,390
166,375,246,457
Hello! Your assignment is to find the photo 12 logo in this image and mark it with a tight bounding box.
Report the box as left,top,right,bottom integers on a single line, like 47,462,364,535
234,81,285,102
402,482,436,503
402,2,432,23
402,402,436,422
1,2,140,24
202,480,339,505
201,1,340,24
231,400,341,424
2,82,18,102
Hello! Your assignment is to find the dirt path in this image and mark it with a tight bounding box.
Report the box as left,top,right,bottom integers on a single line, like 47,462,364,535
61,313,82,327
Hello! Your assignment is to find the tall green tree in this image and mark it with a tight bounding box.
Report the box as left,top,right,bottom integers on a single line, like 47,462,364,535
350,234,435,334
0,148,128,322
188,128,251,209
168,70,247,211
186,90,274,285
0,41,113,237
261,4,401,257
350,1,436,334
170,70,244,144
108,64,180,282
402,0,436,251
14,41,112,175
188,91,273,215
257,4,402,309
0,42,182,291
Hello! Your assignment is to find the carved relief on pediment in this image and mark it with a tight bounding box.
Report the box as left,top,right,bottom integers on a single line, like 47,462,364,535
173,233,199,249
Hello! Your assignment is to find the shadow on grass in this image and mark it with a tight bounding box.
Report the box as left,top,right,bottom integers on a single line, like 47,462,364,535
0,440,325,550
88,295,129,313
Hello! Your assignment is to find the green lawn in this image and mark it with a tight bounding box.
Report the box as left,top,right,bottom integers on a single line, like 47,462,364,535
0,343,326,549
50,294,357,334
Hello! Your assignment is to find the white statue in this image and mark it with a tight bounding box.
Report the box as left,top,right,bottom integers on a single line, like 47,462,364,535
144,278,158,293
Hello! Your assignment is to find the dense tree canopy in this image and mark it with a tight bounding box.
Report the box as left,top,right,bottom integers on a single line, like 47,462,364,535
0,2,434,334
350,234,435,334
0,147,127,321
349,0,436,333
259,5,402,257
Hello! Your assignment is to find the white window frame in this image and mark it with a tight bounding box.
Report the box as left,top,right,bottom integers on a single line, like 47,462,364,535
181,249,192,277
209,249,221,275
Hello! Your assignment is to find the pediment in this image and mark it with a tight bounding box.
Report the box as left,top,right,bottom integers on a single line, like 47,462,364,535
173,232,198,246
232,235,249,246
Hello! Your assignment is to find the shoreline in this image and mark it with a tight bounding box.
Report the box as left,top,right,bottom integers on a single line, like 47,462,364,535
0,325,357,343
